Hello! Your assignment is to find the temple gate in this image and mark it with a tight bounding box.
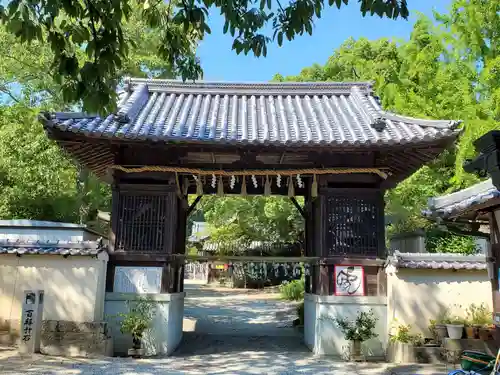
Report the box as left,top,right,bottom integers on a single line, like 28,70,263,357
40,78,460,357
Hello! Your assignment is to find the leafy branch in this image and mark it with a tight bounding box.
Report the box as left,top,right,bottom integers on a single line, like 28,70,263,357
0,0,407,113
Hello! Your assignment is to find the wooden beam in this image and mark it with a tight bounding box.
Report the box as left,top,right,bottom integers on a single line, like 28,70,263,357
289,197,306,219
187,195,203,217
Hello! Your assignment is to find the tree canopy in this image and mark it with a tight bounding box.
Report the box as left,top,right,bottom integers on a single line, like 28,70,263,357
0,0,179,223
274,1,499,236
0,0,496,255
0,0,408,113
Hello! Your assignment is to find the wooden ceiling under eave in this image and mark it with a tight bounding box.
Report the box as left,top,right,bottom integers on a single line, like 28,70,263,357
46,126,455,188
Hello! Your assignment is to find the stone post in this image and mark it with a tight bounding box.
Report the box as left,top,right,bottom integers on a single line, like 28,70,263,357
19,290,44,354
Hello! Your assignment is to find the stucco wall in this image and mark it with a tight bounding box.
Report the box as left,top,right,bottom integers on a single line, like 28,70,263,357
387,268,492,336
104,292,184,356
304,294,387,358
0,253,108,328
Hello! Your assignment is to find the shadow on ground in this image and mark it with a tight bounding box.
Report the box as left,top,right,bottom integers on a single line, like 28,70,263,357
0,346,457,375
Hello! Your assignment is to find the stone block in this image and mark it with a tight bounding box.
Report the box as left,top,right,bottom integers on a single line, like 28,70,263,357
443,338,495,355
0,319,21,347
414,346,444,364
40,320,112,358
42,320,108,334
387,342,417,363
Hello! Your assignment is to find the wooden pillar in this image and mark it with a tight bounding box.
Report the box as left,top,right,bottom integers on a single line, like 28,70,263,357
313,185,385,296
105,177,180,294
489,212,500,315
173,194,188,293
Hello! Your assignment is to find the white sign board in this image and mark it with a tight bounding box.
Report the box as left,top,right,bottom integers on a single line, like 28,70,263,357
334,265,365,296
113,266,162,294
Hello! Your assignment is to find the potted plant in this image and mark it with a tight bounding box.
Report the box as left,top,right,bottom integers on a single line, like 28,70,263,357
432,309,451,343
332,309,378,360
446,316,465,340
467,303,493,341
117,297,156,357
464,318,476,339
388,323,423,363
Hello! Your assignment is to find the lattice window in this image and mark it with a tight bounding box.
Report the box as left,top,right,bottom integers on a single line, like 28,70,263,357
325,192,382,256
114,192,175,253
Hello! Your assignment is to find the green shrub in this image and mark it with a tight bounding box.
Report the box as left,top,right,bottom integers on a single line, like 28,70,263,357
466,303,493,326
390,323,423,345
425,230,478,255
332,309,379,342
279,279,304,301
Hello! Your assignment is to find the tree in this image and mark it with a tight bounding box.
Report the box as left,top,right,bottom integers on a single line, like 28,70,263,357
200,195,303,249
0,0,177,108
274,11,483,236
0,104,110,221
0,0,409,113
0,0,183,221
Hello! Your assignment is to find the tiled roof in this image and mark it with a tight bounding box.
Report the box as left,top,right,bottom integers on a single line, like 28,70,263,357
423,179,499,219
387,251,487,271
0,220,84,228
40,78,461,147
0,240,104,256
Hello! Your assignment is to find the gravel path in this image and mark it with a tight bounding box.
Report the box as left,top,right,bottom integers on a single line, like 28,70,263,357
182,281,300,336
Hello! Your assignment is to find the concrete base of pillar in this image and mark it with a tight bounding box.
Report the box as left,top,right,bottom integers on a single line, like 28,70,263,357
104,292,185,356
304,293,387,359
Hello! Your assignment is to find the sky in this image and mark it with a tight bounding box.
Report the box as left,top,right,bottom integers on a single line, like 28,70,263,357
197,0,451,82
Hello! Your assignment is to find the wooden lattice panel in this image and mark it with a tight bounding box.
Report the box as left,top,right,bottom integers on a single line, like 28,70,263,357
114,192,176,253
325,191,383,256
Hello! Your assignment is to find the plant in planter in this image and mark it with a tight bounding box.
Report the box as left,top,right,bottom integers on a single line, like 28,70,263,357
388,323,423,363
466,303,494,341
332,309,378,360
117,297,156,357
294,301,305,328
432,309,452,343
463,318,476,339
446,316,465,340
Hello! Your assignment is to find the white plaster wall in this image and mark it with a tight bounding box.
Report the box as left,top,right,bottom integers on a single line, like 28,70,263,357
0,254,108,323
304,295,316,351
304,294,387,358
104,292,185,356
387,268,492,336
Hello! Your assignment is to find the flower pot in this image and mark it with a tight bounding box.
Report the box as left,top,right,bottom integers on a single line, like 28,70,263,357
478,327,491,341
446,324,464,339
128,348,145,358
350,340,363,360
465,326,476,339
387,341,417,364
435,324,448,341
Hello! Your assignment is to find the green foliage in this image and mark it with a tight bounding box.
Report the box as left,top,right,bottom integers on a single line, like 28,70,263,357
279,279,304,301
435,308,452,325
332,309,379,342
0,0,407,112
200,196,303,248
117,298,156,346
0,0,187,222
390,323,423,345
277,2,500,235
425,230,478,255
0,104,110,221
466,303,493,327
